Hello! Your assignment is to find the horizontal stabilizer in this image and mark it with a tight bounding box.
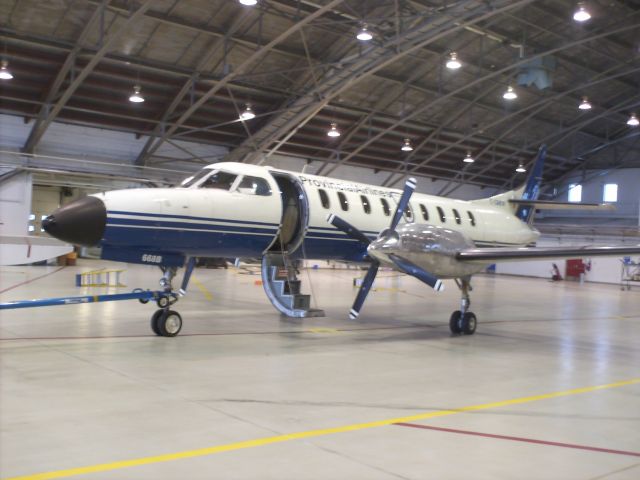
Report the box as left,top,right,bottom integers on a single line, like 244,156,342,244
508,199,615,211
457,244,640,263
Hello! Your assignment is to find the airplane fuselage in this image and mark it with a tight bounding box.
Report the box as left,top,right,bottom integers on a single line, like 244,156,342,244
85,162,538,278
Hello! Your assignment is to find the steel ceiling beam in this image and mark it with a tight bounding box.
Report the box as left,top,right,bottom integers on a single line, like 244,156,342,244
224,0,534,166
443,95,640,196
134,10,254,166
133,0,345,166
21,0,155,153
396,63,640,186
322,20,640,178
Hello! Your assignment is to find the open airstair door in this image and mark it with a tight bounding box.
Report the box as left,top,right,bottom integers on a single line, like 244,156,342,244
261,171,322,318
268,172,309,255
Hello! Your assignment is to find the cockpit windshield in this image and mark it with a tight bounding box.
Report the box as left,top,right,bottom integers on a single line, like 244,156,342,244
201,171,237,190
180,169,238,190
180,169,213,188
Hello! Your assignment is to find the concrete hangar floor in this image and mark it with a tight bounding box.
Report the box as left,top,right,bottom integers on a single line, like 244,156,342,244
1,260,639,480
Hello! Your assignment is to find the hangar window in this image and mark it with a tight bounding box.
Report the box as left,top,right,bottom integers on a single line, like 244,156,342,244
237,176,271,196
568,183,582,202
467,211,476,226
337,191,349,211
419,203,429,221
318,189,330,209
603,183,618,203
452,208,461,225
201,171,237,190
180,168,213,187
437,206,446,223
380,198,391,216
360,195,371,214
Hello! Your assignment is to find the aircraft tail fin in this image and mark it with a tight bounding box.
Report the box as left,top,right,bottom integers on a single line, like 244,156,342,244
475,145,546,224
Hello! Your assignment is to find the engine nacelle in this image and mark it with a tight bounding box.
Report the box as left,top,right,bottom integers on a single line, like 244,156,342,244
368,224,484,278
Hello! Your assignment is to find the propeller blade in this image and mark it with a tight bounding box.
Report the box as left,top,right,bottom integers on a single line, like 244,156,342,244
389,177,416,231
388,254,444,292
327,214,371,245
350,262,379,320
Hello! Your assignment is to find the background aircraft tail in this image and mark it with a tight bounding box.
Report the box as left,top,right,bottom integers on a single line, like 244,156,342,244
473,145,546,224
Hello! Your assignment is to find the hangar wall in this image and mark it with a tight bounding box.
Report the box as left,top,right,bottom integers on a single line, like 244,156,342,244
544,168,640,225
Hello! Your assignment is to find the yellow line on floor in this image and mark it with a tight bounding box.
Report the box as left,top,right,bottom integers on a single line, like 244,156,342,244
5,378,639,480
192,278,213,301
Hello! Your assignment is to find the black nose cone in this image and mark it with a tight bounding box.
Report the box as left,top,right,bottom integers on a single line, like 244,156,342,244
42,196,106,246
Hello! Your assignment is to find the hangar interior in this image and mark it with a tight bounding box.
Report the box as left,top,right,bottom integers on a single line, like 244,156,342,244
1,0,639,479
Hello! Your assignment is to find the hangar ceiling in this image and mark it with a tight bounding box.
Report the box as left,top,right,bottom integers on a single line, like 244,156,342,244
1,0,639,193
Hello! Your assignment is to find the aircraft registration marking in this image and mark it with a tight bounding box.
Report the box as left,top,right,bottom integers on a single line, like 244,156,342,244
5,377,639,480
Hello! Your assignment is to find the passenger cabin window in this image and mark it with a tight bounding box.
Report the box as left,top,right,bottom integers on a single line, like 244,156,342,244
404,204,413,222
180,169,212,187
237,176,271,196
337,191,349,211
319,189,330,209
380,198,390,216
360,195,371,214
201,171,237,190
419,204,429,221
467,211,476,226
437,206,446,223
452,208,461,225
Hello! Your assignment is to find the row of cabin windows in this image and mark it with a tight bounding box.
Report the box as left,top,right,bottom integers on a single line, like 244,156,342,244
318,188,477,226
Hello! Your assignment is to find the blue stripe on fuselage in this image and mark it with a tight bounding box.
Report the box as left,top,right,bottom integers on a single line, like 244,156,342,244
101,213,370,260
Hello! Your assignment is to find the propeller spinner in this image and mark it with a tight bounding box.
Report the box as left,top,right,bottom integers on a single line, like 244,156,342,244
327,178,443,320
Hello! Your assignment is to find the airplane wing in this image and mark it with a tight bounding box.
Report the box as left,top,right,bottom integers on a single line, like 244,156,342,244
457,245,640,263
0,234,73,266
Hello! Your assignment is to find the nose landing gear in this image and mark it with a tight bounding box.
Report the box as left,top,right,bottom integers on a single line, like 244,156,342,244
149,258,195,337
449,276,477,335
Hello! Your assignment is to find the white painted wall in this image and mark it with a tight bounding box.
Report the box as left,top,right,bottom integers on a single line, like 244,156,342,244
495,235,640,285
544,168,640,224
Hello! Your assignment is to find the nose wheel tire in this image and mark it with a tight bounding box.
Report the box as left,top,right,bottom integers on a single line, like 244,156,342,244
449,310,477,335
462,312,477,335
150,309,183,337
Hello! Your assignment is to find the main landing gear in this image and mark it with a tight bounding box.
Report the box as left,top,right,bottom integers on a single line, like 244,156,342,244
146,258,196,337
449,276,477,335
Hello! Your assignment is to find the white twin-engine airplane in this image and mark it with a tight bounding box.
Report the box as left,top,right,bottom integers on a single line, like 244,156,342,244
43,145,640,337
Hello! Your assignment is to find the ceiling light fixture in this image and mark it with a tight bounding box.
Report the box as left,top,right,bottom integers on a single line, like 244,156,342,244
578,96,592,110
0,60,13,80
502,85,517,100
128,85,144,103
515,163,526,173
327,123,341,137
401,138,413,151
240,104,255,121
573,2,591,22
238,0,258,6
627,113,639,127
356,24,373,42
446,52,461,70
463,152,474,163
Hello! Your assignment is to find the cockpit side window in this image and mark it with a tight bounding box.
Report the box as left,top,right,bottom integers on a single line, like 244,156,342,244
180,169,213,188
236,176,272,196
200,171,237,190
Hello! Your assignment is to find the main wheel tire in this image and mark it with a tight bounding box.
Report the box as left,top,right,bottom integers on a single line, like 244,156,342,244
449,310,463,334
150,309,163,336
157,310,182,337
462,311,477,335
